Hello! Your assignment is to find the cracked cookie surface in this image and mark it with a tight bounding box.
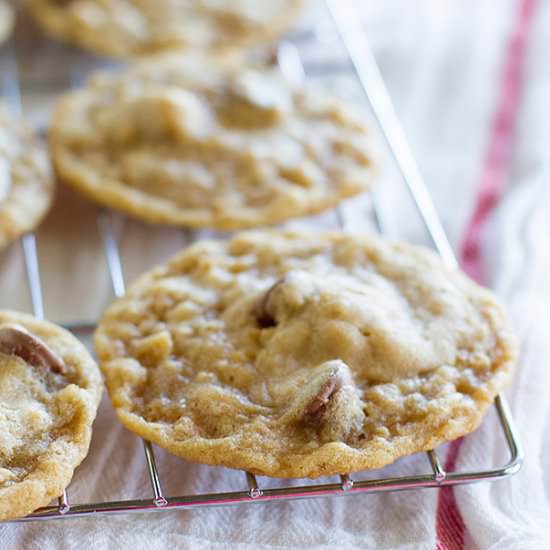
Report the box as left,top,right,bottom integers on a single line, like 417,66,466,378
0,106,55,250
27,0,308,57
0,311,103,521
50,52,377,230
95,231,516,478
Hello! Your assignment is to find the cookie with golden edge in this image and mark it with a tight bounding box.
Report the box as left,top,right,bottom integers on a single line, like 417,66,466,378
50,51,377,230
0,0,14,45
27,0,308,57
0,310,102,521
0,106,55,251
95,230,517,479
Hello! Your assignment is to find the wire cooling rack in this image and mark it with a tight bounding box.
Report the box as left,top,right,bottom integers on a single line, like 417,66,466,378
0,0,522,522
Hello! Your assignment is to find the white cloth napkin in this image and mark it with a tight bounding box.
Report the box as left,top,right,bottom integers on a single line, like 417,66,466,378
2,0,550,548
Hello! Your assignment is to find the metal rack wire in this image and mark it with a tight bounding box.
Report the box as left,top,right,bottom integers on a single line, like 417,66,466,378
1,0,522,522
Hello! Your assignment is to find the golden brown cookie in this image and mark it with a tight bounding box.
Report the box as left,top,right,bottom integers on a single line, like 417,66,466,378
50,52,377,230
0,106,55,251
27,0,308,57
95,230,516,478
0,310,103,521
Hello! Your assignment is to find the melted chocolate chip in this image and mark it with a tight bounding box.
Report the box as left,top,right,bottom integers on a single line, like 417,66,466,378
304,376,340,418
0,324,66,374
253,278,285,328
303,367,352,422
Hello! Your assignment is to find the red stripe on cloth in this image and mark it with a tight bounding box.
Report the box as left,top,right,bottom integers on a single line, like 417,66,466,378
460,0,538,283
435,0,537,548
435,440,466,550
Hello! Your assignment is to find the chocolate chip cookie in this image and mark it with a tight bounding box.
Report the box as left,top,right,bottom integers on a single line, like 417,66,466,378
28,0,308,57
95,230,516,478
0,311,102,521
50,52,377,230
0,106,55,251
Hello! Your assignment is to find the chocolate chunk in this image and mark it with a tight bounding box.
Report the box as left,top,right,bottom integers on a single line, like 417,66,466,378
304,367,351,419
253,278,285,328
0,323,66,374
